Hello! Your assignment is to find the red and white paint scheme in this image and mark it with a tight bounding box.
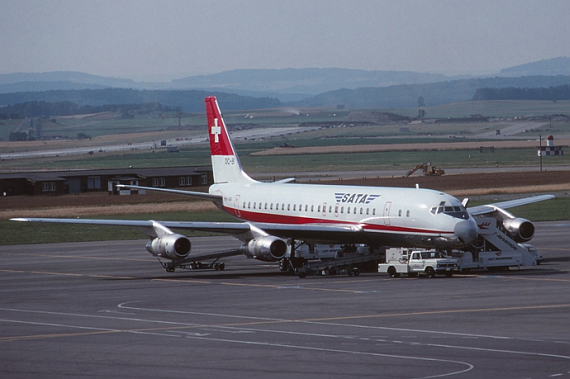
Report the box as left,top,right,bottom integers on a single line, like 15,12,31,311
204,96,478,249
12,97,554,272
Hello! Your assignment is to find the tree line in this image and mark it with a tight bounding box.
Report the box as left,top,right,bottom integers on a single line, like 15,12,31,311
0,101,174,119
0,88,282,113
472,84,570,101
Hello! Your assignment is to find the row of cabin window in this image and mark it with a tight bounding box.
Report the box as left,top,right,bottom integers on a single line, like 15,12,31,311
242,202,412,217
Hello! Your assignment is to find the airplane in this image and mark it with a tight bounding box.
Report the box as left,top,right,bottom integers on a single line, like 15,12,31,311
11,96,554,275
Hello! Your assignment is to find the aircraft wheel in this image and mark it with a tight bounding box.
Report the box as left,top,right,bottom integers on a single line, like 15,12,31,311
352,268,360,276
279,259,288,272
298,272,307,278
219,262,225,271
166,267,175,273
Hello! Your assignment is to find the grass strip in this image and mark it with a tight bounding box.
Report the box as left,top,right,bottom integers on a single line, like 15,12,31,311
2,198,567,246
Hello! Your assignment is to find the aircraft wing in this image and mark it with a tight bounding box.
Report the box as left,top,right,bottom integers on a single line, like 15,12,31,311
253,222,363,242
116,184,223,204
468,194,555,216
10,218,251,235
10,217,363,243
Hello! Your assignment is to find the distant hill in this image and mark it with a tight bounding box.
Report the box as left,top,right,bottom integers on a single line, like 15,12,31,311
3,76,570,111
294,76,570,108
172,68,449,96
2,59,570,110
0,88,281,112
499,57,570,76
0,71,134,87
0,81,109,93
0,69,450,98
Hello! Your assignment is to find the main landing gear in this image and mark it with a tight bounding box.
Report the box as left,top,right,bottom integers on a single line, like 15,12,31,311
283,241,380,279
161,260,226,273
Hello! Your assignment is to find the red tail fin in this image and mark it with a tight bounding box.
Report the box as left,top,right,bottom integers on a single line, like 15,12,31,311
205,96,235,156
205,97,255,184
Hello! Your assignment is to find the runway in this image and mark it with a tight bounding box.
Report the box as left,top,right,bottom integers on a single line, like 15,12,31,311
1,221,569,379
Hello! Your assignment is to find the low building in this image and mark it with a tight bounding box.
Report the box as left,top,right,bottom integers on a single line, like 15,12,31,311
0,166,213,196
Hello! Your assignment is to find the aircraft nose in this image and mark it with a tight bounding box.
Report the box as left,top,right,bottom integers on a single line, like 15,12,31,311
454,219,478,244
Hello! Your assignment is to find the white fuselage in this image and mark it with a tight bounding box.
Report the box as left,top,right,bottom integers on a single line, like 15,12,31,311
210,181,477,248
205,96,477,250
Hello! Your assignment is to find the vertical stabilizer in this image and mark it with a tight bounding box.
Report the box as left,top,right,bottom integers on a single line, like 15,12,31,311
205,96,255,184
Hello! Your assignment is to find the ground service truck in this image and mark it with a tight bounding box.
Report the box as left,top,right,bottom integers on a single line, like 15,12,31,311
378,248,458,278
379,216,543,277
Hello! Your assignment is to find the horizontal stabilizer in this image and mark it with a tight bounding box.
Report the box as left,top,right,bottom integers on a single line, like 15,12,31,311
116,184,222,204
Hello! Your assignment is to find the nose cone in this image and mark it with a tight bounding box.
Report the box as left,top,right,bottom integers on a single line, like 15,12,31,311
454,219,478,245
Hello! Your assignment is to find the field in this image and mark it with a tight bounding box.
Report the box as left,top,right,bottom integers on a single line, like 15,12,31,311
3,128,570,172
2,99,570,145
2,100,569,245
2,99,570,172
1,168,569,245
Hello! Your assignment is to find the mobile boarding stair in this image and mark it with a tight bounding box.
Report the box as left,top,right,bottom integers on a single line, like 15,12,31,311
451,216,542,271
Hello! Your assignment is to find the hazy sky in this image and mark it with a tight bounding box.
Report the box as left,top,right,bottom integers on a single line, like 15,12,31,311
1,0,569,80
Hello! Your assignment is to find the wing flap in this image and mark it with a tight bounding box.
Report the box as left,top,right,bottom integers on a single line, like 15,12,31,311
10,217,365,244
10,218,251,235
251,222,364,243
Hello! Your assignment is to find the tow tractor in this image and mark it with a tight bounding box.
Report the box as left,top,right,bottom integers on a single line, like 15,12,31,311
281,243,384,278
159,249,243,272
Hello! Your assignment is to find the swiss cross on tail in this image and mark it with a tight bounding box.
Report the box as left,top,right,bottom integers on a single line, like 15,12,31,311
205,96,235,156
205,96,254,184
211,118,221,143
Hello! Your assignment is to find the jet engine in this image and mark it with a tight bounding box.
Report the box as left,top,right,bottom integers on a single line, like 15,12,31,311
242,236,288,262
502,218,534,242
146,234,191,259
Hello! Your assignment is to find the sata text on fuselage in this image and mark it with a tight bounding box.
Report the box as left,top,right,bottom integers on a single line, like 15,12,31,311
335,193,380,204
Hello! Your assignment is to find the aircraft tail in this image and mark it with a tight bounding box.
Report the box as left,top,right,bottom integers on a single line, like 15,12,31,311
205,96,256,184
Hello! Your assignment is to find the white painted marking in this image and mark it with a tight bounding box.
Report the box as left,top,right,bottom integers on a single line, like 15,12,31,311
0,318,120,333
211,118,221,143
1,307,204,328
6,303,568,378
179,333,475,378
97,310,134,315
426,342,570,361
117,302,570,362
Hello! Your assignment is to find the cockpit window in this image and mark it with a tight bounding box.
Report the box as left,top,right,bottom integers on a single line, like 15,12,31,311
430,205,469,219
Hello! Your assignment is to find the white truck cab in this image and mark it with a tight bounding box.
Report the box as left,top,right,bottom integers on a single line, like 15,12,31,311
378,248,458,278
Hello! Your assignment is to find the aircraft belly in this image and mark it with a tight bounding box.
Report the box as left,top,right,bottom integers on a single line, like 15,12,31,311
256,224,455,248
363,229,457,248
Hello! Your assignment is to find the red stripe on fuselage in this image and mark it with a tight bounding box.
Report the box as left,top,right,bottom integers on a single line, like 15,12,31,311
222,206,454,235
